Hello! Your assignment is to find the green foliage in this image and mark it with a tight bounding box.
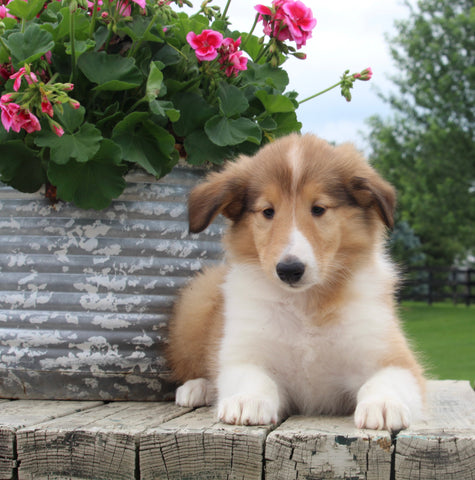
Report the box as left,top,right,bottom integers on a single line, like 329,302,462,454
0,0,368,210
368,0,475,265
0,1,305,209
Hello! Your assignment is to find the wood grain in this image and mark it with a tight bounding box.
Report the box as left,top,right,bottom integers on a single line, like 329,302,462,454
395,380,475,480
0,400,102,480
16,402,190,480
140,406,274,480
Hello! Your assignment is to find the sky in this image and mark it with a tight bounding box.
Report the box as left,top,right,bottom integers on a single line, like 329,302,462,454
209,0,413,152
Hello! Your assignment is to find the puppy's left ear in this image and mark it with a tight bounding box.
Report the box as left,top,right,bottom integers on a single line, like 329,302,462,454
350,174,396,229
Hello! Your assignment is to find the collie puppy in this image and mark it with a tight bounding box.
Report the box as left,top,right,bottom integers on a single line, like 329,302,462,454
167,133,424,432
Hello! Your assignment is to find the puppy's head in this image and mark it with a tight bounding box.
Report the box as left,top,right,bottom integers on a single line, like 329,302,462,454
188,134,396,291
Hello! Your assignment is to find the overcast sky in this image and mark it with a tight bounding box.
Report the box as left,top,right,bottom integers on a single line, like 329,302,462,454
205,0,413,152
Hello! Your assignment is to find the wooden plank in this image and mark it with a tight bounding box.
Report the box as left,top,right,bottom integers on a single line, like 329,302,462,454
140,406,274,480
265,415,393,480
0,400,102,480
395,380,475,480
17,402,190,480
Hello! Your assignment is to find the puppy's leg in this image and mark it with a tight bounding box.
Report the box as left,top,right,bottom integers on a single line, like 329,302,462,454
354,366,423,433
217,364,280,426
175,378,216,407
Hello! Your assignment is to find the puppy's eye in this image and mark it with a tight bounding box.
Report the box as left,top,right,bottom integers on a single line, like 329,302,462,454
311,205,326,217
263,208,275,219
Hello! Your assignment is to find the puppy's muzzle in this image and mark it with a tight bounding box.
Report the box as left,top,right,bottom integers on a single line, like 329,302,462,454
276,260,306,285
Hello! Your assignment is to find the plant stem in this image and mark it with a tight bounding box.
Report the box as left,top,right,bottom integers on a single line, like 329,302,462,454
89,0,99,37
298,80,343,104
0,36,9,54
69,6,77,84
128,10,161,57
221,0,232,18
254,42,271,63
241,13,259,51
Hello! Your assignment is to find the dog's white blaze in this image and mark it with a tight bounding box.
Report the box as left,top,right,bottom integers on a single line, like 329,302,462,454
280,226,319,285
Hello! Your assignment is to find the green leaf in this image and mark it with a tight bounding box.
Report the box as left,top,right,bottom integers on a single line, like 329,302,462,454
217,82,249,117
53,104,85,133
271,112,302,137
0,141,46,193
255,90,296,113
146,61,164,100
259,116,278,131
48,139,126,210
120,16,164,43
149,100,180,122
112,113,178,177
153,44,182,66
240,33,262,61
5,24,55,67
205,116,262,147
78,51,143,91
242,63,289,92
6,0,45,21
184,130,230,165
172,92,215,137
65,39,95,60
34,123,103,164
53,7,91,41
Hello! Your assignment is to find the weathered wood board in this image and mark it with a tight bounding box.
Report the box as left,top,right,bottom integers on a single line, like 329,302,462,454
16,402,190,480
265,414,393,480
140,406,274,480
394,380,475,480
0,400,102,480
0,381,473,479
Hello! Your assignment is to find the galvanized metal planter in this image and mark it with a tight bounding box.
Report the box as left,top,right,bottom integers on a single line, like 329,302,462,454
0,166,224,401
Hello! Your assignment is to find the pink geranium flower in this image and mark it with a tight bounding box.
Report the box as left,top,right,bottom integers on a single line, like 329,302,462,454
41,96,54,117
17,109,41,133
0,101,21,132
10,67,39,92
0,101,41,134
218,37,248,77
255,0,316,49
187,29,224,61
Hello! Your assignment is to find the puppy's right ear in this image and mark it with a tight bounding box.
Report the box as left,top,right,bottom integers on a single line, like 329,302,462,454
188,163,250,233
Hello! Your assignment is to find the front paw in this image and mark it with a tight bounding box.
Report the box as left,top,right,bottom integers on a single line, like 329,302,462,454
354,397,411,433
218,394,279,426
175,378,214,407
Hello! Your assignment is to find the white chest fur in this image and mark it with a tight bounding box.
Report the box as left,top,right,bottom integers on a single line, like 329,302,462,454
219,261,394,415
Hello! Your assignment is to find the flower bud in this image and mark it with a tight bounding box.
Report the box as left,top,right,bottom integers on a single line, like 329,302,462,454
354,67,373,81
292,52,307,60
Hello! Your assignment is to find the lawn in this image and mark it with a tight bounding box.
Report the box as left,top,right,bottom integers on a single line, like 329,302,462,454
399,301,475,384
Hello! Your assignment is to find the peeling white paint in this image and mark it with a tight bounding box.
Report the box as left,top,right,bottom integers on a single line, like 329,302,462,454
0,167,225,400
91,315,131,330
131,333,154,347
65,313,79,325
95,244,121,256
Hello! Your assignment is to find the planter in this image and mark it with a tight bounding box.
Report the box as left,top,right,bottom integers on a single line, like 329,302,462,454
0,166,225,401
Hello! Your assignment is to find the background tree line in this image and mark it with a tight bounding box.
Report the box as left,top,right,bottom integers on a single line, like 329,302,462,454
367,0,474,267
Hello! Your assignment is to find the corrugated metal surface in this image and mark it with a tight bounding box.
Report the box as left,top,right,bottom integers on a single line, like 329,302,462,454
0,166,224,401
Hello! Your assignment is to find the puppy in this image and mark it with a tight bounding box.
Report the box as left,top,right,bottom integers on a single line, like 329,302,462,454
167,133,424,432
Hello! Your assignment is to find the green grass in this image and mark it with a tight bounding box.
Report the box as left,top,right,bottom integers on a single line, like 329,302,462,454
399,302,475,384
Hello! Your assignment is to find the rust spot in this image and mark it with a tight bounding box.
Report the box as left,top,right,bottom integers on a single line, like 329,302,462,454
377,437,392,452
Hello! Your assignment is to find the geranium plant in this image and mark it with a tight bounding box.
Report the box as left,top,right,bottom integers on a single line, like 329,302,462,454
0,0,371,209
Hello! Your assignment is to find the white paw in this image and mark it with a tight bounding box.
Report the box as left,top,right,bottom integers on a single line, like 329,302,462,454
354,397,411,433
218,394,278,425
175,378,214,407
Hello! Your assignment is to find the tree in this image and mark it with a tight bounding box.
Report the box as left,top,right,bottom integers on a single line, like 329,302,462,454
367,0,475,266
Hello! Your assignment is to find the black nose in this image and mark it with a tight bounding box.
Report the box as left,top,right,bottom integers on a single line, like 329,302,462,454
276,261,306,284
